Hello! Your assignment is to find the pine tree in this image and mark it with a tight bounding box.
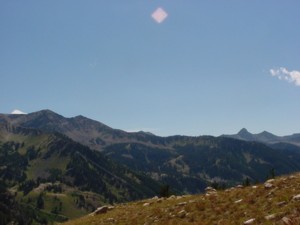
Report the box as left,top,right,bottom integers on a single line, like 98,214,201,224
36,193,44,209
159,184,170,197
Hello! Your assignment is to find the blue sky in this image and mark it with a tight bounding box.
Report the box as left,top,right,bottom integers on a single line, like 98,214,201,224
1,0,300,136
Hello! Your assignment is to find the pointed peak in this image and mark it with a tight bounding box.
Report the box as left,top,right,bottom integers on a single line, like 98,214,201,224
257,130,277,139
236,128,255,140
29,109,65,120
74,115,87,119
238,128,250,135
260,130,272,135
39,109,57,114
72,115,93,122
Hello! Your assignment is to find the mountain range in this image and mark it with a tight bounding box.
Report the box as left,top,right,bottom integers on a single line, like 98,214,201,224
1,110,300,224
223,128,300,146
0,109,164,151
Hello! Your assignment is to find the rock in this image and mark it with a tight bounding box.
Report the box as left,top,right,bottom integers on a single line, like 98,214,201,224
176,196,183,200
234,199,243,204
277,201,287,206
93,206,109,215
243,218,255,224
266,179,275,183
157,198,163,203
177,210,186,218
176,202,187,206
252,185,257,189
236,185,244,189
282,217,293,225
143,202,151,207
265,214,276,220
188,200,196,203
264,183,273,189
91,205,115,215
106,218,115,222
152,196,159,200
209,191,218,196
205,187,217,192
168,195,176,200
169,213,175,218
205,187,218,196
225,187,234,192
292,194,300,201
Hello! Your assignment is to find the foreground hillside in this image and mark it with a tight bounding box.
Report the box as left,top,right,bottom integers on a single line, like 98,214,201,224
63,173,300,225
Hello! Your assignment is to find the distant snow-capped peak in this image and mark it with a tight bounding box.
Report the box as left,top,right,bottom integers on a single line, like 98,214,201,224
11,109,27,115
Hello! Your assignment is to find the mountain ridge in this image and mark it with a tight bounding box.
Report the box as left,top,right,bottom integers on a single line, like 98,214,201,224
2,110,300,143
0,110,164,151
222,128,300,147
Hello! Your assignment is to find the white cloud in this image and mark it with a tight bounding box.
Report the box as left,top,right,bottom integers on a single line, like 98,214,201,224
11,109,27,114
270,67,300,86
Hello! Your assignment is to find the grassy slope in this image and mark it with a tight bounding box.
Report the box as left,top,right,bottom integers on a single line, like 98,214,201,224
0,124,162,223
16,184,107,222
63,172,300,225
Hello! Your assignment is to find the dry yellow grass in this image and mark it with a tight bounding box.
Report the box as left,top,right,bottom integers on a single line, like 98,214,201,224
63,173,300,225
